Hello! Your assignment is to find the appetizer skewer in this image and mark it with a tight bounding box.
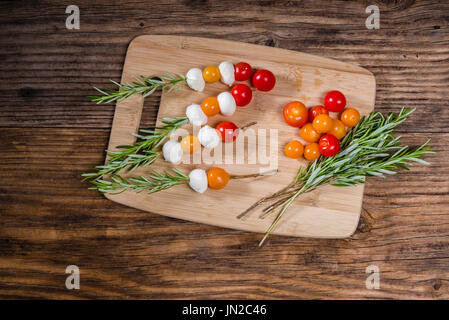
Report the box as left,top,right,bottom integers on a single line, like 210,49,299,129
90,167,276,195
89,61,275,105
162,121,257,163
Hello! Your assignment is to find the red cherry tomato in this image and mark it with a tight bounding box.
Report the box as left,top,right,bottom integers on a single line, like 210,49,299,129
309,105,329,122
252,69,276,91
234,62,253,81
324,90,346,112
216,121,239,142
319,134,340,157
231,84,252,106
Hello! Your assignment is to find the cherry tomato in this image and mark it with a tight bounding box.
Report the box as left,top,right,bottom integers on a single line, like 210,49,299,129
309,105,329,122
181,135,200,153
234,62,253,81
328,119,346,139
283,101,308,127
207,167,230,190
319,134,340,157
300,123,321,143
284,140,304,159
216,121,239,142
312,114,333,133
252,69,276,91
201,97,220,116
202,65,221,83
324,90,346,112
341,108,360,127
304,143,321,161
231,84,252,106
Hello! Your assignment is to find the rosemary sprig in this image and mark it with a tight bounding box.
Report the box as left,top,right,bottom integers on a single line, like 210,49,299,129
240,108,434,246
88,73,186,104
82,117,188,180
90,168,190,194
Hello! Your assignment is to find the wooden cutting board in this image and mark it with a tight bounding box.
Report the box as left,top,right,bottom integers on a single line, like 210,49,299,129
105,35,376,238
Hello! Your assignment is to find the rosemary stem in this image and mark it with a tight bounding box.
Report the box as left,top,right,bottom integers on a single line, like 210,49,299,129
230,169,277,180
236,180,298,219
240,121,258,130
258,189,303,246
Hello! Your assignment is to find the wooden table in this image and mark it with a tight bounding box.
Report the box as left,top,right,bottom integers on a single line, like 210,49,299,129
1,0,448,299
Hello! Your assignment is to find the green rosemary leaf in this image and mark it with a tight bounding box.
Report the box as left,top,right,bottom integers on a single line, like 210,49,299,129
81,117,188,182
88,73,186,105
89,169,190,194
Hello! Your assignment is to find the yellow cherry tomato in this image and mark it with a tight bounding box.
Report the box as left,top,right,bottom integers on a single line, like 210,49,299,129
284,140,304,159
207,167,230,190
304,143,321,161
341,108,360,127
202,65,221,83
201,96,220,116
328,119,346,139
300,123,321,143
181,135,200,153
312,114,333,133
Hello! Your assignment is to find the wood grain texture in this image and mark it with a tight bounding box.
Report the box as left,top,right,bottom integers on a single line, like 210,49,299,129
106,35,375,238
0,0,448,299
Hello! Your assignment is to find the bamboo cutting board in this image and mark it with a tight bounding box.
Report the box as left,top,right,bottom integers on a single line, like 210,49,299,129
105,35,376,238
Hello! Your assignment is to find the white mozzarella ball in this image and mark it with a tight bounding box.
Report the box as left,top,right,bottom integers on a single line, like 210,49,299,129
186,104,208,126
198,125,220,149
186,68,205,92
162,140,183,164
218,61,235,86
217,92,236,116
188,169,208,193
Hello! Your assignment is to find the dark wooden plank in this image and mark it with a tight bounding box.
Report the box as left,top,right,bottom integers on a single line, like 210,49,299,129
0,0,448,130
0,128,447,299
1,0,449,299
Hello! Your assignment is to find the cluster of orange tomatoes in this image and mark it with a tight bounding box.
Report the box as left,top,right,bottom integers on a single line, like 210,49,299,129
283,90,361,160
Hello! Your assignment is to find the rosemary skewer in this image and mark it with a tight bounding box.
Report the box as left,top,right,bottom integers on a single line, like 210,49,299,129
90,169,190,195
239,108,434,246
88,73,186,104
82,117,188,180
89,169,278,195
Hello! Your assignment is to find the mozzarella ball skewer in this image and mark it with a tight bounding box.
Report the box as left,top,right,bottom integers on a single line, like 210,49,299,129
162,140,183,164
218,61,235,87
186,68,205,92
186,104,208,126
198,125,221,149
217,92,236,116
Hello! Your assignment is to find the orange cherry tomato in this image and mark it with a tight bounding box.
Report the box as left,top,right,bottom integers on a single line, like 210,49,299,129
201,97,220,116
328,119,346,139
312,114,333,133
304,143,321,161
309,105,329,122
202,65,221,83
207,167,230,190
300,123,321,143
181,135,200,153
283,101,308,127
341,108,360,127
284,140,304,159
